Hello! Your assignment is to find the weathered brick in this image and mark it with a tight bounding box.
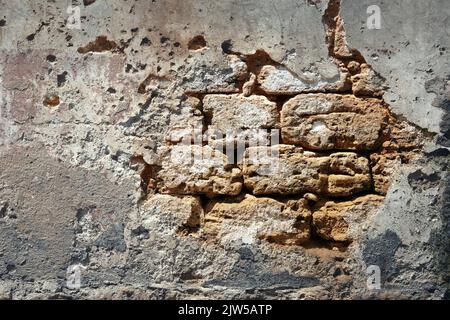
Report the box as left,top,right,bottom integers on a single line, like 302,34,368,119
312,195,384,242
203,94,278,131
156,145,242,196
142,194,203,233
204,194,311,245
281,94,389,150
351,64,387,97
257,65,351,95
242,145,371,196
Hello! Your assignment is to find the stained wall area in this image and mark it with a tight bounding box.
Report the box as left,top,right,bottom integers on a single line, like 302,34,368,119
0,0,448,299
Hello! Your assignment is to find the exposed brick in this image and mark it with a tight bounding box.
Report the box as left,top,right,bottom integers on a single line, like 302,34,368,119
204,194,311,245
156,145,243,196
257,65,351,94
281,94,389,150
242,145,371,196
203,94,278,131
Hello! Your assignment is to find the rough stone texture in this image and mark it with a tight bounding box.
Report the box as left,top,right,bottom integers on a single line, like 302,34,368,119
257,65,351,95
370,122,424,194
242,145,371,197
0,0,448,300
164,96,204,144
281,94,389,150
203,195,311,245
312,195,384,242
203,94,278,131
155,145,243,196
351,64,387,98
141,195,203,233
183,54,248,94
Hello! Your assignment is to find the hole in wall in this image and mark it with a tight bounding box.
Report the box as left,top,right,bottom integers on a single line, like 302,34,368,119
188,35,207,51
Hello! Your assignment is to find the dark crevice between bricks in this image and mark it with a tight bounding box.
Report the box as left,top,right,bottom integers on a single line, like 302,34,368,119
130,155,161,202
177,194,209,236
304,224,351,251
